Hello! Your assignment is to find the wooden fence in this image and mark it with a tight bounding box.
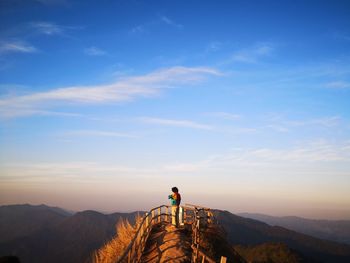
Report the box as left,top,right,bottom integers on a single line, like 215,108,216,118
115,204,227,263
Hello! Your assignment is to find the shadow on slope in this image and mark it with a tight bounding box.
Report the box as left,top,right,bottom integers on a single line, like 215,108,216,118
0,204,142,263
215,210,350,263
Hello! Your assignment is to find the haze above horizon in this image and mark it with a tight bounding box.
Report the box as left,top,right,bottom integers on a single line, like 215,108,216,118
1,0,350,220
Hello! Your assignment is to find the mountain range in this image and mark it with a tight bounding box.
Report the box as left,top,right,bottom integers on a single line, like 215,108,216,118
1,204,350,262
0,204,140,263
238,212,350,245
216,210,350,262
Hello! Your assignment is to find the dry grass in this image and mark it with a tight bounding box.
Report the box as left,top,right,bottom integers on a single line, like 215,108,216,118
92,214,142,263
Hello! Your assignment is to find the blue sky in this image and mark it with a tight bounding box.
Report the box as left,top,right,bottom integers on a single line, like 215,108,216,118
1,0,350,219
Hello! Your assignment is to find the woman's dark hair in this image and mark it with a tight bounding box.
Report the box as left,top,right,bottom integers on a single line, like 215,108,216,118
171,187,178,193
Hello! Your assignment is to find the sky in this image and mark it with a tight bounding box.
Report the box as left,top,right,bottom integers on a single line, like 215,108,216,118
0,0,350,219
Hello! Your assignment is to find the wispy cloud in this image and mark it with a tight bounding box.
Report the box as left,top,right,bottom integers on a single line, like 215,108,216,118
0,41,37,54
206,111,241,120
84,46,106,56
130,25,146,34
30,22,63,35
265,124,289,133
140,117,213,130
63,130,137,138
1,141,349,184
247,141,350,163
206,41,222,52
160,15,183,28
0,66,220,118
230,43,274,64
130,15,182,34
160,140,350,174
0,109,83,118
29,21,82,37
0,162,149,181
326,81,350,89
265,115,341,132
310,116,341,127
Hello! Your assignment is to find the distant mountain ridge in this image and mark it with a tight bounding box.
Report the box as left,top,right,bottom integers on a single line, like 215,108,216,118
0,204,142,263
0,204,70,243
216,210,350,262
1,204,350,263
239,212,350,245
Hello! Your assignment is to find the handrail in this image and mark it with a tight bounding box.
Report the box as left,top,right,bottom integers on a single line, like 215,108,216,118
116,205,171,263
115,204,226,263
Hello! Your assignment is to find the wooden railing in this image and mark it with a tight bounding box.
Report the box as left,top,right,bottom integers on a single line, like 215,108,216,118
115,204,227,263
116,205,170,263
186,204,227,263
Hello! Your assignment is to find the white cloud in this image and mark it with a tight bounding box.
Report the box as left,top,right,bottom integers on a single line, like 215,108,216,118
231,43,274,64
0,66,220,118
248,143,345,163
1,141,349,185
160,16,183,28
140,117,213,130
310,116,341,127
29,21,83,37
207,112,241,120
63,130,137,138
130,15,182,34
265,115,342,132
84,46,106,56
206,41,222,52
160,140,350,174
31,22,63,35
0,162,149,181
266,124,289,133
0,109,82,118
130,25,145,34
326,81,350,89
0,41,37,54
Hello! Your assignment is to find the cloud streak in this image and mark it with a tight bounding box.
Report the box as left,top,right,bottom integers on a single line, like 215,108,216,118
2,141,349,182
84,46,106,56
326,81,350,89
63,130,138,138
206,111,241,120
265,115,342,132
30,22,64,35
230,43,274,64
160,16,183,28
140,117,213,130
0,41,37,54
0,66,220,118
159,140,350,174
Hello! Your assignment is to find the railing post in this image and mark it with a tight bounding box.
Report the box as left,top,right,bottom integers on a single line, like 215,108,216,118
151,210,155,225
127,250,131,263
158,207,161,223
165,206,169,222
136,231,141,260
220,256,227,263
183,207,186,224
131,242,135,262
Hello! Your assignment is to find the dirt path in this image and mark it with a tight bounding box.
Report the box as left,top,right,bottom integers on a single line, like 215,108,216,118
140,222,192,263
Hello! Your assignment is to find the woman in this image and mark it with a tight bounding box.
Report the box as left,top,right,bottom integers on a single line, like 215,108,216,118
168,187,181,227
